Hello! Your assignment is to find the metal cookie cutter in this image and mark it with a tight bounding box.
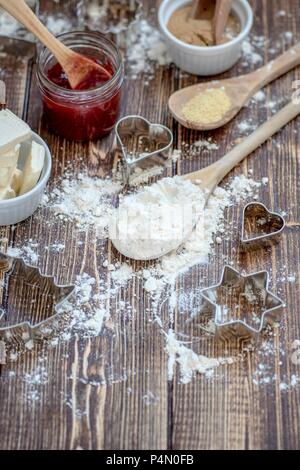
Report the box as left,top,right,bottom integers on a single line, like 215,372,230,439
198,266,285,341
241,202,285,250
0,252,75,361
114,115,173,186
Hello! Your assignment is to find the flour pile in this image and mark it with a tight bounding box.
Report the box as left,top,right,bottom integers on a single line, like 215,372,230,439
109,176,205,260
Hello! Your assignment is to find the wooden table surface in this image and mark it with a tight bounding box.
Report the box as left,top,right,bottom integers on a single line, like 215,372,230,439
1,0,300,450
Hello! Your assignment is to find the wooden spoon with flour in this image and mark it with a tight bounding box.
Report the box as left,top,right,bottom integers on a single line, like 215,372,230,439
110,101,300,260
169,43,300,131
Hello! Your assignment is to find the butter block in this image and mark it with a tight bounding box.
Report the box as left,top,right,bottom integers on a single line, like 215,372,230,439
11,168,23,195
0,144,20,188
0,186,16,201
0,109,32,155
19,141,45,196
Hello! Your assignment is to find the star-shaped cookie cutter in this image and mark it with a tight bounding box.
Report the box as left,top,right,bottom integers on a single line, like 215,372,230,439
0,252,75,359
199,266,285,340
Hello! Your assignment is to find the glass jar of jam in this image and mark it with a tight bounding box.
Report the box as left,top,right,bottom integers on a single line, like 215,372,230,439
37,31,124,141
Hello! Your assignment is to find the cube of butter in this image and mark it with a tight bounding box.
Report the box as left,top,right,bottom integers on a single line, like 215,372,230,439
19,141,45,196
11,168,23,195
0,144,20,188
0,109,31,155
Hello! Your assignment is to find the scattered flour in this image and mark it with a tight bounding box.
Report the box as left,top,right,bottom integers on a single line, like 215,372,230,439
193,139,219,151
111,263,133,286
237,120,255,134
42,14,74,36
127,164,165,187
0,0,37,40
252,90,266,102
242,39,263,66
284,31,293,41
172,149,182,162
43,173,121,237
165,330,234,384
229,174,261,201
83,0,138,35
124,19,171,78
6,244,38,264
142,391,159,406
22,358,49,403
0,1,74,41
276,10,286,17
52,273,108,340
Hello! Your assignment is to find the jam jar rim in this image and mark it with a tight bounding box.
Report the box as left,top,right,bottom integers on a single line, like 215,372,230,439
37,30,124,103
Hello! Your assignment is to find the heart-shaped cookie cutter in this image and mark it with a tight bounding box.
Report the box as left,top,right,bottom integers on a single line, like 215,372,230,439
241,202,286,250
115,115,173,185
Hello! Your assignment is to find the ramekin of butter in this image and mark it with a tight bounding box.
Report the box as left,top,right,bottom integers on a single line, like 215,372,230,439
158,0,253,76
0,109,51,226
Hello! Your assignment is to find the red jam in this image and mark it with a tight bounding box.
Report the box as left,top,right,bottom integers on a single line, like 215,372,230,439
39,53,123,141
47,58,114,91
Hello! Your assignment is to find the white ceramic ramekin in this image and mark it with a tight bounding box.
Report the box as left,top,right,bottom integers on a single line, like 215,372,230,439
158,0,253,76
0,133,52,226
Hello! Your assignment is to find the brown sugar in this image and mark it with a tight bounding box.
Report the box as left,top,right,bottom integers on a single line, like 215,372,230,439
167,5,240,47
182,87,231,124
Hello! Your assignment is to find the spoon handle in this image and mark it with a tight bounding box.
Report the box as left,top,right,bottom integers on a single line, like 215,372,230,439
0,0,70,64
189,0,212,19
251,43,300,90
213,0,233,45
188,101,300,190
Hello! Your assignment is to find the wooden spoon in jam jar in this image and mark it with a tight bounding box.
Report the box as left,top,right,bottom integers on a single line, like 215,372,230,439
0,0,112,90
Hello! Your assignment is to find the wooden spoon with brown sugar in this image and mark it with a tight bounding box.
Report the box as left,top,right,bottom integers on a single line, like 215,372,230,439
169,43,300,131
